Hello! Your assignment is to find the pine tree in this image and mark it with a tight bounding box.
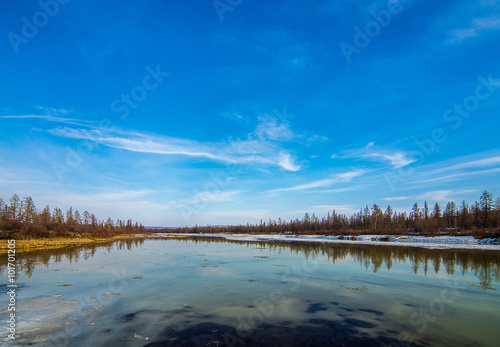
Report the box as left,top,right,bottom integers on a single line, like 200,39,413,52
0,198,4,220
40,205,51,224
22,196,37,223
66,207,74,226
433,203,441,229
459,201,470,230
384,205,393,231
444,201,457,228
83,211,91,225
371,204,382,231
74,210,82,225
53,207,64,223
479,190,494,227
495,198,500,229
10,194,20,220
363,205,370,230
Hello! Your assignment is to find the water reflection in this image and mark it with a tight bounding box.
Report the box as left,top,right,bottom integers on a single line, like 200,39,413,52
0,238,145,280
1,236,499,290
185,236,500,290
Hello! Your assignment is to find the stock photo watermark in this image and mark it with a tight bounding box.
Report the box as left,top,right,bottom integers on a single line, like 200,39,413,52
51,64,168,181
385,74,499,191
111,65,169,120
340,0,403,63
382,279,462,347
236,259,318,339
213,0,243,22
176,107,296,223
5,240,17,340
46,267,130,346
7,0,71,54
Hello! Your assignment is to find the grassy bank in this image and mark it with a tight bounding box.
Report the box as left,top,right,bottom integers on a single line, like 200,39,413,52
0,233,187,254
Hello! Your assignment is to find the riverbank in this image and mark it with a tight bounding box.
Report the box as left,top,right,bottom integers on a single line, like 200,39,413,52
160,233,500,251
0,233,187,254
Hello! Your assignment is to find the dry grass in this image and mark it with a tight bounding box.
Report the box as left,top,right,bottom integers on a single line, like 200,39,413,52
0,234,146,254
0,233,188,254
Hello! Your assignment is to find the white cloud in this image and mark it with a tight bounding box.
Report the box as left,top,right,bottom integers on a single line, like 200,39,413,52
321,185,367,194
267,170,365,193
381,196,409,201
48,125,302,172
338,142,416,168
448,15,500,43
254,114,295,141
0,107,98,127
190,190,242,203
417,167,500,184
0,113,96,127
412,153,500,184
447,28,478,43
473,16,500,30
416,189,477,202
15,105,310,172
278,153,301,172
311,204,355,212
441,156,500,171
306,135,329,143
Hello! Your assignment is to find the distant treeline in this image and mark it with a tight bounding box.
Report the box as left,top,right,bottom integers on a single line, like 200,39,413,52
0,194,146,238
164,190,500,237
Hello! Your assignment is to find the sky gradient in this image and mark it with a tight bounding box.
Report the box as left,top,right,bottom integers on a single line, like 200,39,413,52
1,0,500,226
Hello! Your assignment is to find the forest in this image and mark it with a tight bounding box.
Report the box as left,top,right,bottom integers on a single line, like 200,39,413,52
1,191,499,239
166,190,500,237
0,194,146,238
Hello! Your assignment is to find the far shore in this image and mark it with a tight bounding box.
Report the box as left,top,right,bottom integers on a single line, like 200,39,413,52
2,231,500,254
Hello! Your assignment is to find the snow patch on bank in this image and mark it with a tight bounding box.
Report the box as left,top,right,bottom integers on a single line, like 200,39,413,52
159,233,500,251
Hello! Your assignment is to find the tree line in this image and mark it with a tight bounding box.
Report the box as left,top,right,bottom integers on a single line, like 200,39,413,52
0,194,146,238
166,190,500,237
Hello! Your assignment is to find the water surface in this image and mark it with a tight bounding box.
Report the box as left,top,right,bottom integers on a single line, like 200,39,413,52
1,237,499,346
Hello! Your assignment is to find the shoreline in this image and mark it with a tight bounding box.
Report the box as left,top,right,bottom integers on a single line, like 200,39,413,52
158,233,500,251
2,232,499,253
0,233,187,254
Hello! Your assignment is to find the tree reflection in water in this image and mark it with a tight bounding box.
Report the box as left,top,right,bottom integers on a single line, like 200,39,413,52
1,236,498,290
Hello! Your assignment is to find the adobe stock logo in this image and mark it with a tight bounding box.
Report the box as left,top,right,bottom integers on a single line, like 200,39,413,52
339,0,403,63
110,65,169,120
213,0,243,22
7,0,71,54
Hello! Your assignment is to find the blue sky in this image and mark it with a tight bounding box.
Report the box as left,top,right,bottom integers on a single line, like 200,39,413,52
1,0,500,226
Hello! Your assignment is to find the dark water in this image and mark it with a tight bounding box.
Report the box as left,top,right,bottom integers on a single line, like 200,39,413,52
1,237,499,346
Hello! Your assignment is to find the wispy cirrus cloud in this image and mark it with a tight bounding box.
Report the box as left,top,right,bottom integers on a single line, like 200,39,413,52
337,142,416,169
49,126,301,171
416,189,477,202
0,108,96,127
267,169,365,193
431,155,500,173
186,190,242,204
447,14,500,43
311,204,355,212
410,152,500,185
47,112,305,172
416,167,500,184
6,106,305,172
381,196,409,201
0,114,95,126
254,114,295,141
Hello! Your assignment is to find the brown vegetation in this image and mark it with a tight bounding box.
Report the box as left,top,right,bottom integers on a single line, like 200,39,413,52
0,194,147,240
163,190,500,239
